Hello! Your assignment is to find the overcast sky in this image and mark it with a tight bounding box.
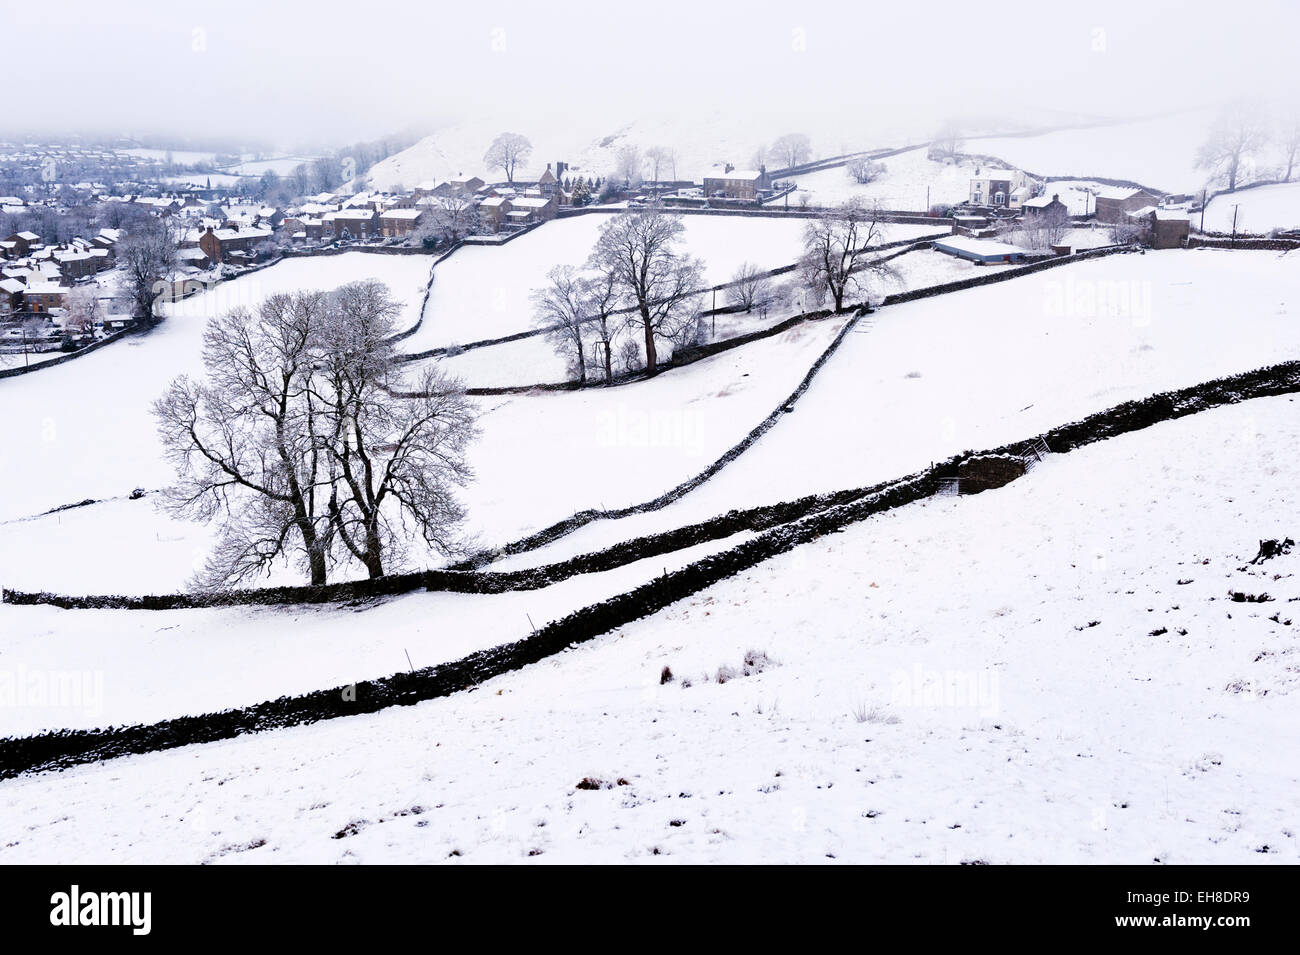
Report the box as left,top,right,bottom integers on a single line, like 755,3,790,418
4,0,1297,149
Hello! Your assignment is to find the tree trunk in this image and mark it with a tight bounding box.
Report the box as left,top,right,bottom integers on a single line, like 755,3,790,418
641,309,658,375
299,521,327,585
364,524,384,578
576,340,586,384
604,342,613,385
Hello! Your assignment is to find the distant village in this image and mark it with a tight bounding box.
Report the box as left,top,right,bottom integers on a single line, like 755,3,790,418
0,132,1217,361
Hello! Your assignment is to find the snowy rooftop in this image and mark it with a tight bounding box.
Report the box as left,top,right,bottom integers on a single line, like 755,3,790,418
705,168,763,182
933,236,1026,256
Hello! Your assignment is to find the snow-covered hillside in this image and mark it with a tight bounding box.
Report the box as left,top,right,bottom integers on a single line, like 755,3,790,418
1199,182,1300,234
964,111,1220,193
365,111,911,192
490,248,1300,568
2,393,1296,863
0,312,848,594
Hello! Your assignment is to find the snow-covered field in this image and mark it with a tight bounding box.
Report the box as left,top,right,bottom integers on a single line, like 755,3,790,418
118,147,218,166
491,249,1300,568
225,157,319,177
0,253,432,526
400,214,935,354
1199,182,1300,234
0,313,846,594
6,248,1295,597
965,111,1219,193
789,147,972,210
2,393,1296,863
0,529,755,735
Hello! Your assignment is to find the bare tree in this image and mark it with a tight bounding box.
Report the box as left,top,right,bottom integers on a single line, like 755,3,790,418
726,262,772,313
769,133,812,170
316,282,477,579
426,193,479,243
928,122,964,162
1011,205,1072,250
1109,217,1153,246
1279,112,1300,182
846,158,885,184
615,144,644,186
61,286,102,338
117,217,177,323
1196,102,1269,192
484,132,533,184
531,265,589,384
588,204,705,376
798,200,896,312
580,266,620,386
644,146,673,184
153,292,334,587
154,281,478,587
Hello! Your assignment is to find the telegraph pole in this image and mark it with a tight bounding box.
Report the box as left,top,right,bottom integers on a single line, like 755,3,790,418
1230,204,1240,249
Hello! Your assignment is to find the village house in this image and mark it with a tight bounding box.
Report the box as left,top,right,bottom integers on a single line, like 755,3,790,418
968,168,1032,210
537,165,571,200
92,228,122,260
323,208,378,240
703,167,770,200
1127,207,1190,249
52,246,110,282
197,224,274,264
1021,193,1068,218
504,195,557,226
177,248,211,269
478,196,511,231
22,280,68,314
378,208,425,237
3,231,43,258
1094,186,1163,223
221,203,278,230
0,278,23,318
435,176,486,197
295,201,340,218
